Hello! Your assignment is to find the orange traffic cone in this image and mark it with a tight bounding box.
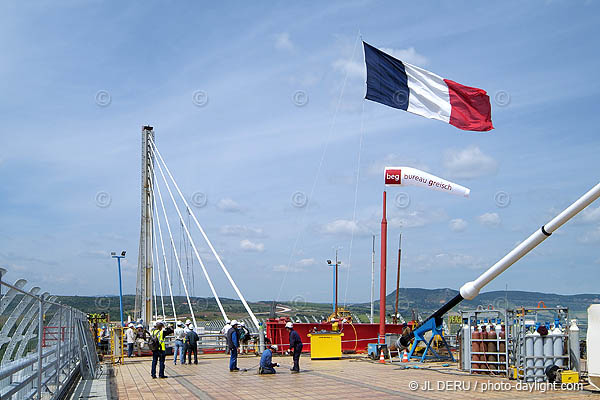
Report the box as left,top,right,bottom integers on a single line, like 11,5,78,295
379,350,386,364
401,350,409,363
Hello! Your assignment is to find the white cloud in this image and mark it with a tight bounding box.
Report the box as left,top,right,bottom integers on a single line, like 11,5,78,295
380,47,428,66
332,59,365,80
274,32,293,51
240,239,264,252
449,218,468,232
388,209,447,229
579,226,600,244
272,257,315,273
580,206,600,224
297,258,316,267
442,145,498,179
412,252,483,271
272,264,303,273
321,219,369,236
220,225,265,237
478,212,501,227
217,198,243,212
367,154,429,176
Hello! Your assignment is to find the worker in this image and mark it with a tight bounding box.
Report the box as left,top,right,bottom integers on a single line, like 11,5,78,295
221,319,232,335
226,320,240,371
125,323,136,357
239,322,250,354
173,321,185,365
259,344,279,374
150,321,167,379
184,324,199,365
286,322,303,373
135,324,147,356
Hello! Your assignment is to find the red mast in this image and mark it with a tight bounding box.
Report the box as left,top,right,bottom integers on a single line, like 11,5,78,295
379,191,387,343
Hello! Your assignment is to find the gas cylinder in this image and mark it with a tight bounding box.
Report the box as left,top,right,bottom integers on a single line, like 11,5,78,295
543,325,554,369
480,325,488,373
487,325,498,372
525,330,534,382
533,327,544,382
461,321,471,370
499,324,506,370
471,328,481,373
569,319,580,372
552,321,563,367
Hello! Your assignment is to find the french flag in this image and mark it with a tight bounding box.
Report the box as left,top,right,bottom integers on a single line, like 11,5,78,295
363,42,493,132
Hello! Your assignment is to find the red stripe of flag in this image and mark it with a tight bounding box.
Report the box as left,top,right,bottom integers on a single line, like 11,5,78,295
444,79,493,132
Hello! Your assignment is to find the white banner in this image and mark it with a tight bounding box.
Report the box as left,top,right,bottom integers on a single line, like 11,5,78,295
384,166,470,198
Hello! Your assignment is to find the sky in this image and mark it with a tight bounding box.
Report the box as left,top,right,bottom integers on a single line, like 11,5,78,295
1,1,599,306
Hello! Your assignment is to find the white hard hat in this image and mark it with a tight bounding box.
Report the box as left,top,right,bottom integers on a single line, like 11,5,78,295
285,322,293,329
231,320,239,326
128,323,134,327
270,344,278,351
177,321,184,327
136,324,143,328
186,319,191,324
225,319,231,324
240,322,245,326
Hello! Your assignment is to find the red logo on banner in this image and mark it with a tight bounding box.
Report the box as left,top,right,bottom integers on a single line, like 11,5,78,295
385,169,402,185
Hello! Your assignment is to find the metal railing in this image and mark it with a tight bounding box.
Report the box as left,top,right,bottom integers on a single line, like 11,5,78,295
0,268,98,400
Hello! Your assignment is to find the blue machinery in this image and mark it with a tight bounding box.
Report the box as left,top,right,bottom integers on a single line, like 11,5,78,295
406,318,454,362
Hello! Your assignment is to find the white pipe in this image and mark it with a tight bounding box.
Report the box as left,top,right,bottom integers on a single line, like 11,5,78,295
151,158,227,324
460,182,600,300
151,182,177,320
152,165,200,327
149,138,260,330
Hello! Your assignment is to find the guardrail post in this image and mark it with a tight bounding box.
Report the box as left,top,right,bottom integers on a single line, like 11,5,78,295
56,307,63,395
68,308,73,368
37,294,44,400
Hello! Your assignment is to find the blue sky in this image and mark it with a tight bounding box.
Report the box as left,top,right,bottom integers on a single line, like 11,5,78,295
1,1,599,304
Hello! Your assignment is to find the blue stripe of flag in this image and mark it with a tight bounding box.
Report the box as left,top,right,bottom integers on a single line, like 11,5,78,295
363,41,409,110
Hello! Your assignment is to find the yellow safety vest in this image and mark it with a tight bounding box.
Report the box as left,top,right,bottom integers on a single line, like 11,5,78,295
151,329,165,351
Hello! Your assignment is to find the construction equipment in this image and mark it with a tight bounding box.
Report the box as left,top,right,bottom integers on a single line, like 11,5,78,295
399,182,600,357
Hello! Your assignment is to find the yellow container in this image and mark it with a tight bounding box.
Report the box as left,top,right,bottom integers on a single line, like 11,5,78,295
308,332,344,359
560,370,579,384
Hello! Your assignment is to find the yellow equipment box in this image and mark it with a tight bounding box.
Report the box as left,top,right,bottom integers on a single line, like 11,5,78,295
560,370,579,384
308,332,343,359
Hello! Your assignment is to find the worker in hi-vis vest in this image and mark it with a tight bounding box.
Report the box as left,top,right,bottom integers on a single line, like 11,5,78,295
150,321,167,379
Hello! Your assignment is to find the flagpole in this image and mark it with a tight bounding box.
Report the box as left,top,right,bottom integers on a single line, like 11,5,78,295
379,191,387,344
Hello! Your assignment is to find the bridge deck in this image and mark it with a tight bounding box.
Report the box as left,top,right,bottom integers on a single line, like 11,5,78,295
113,354,598,399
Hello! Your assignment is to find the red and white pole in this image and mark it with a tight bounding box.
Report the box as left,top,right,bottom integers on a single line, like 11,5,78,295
379,191,387,343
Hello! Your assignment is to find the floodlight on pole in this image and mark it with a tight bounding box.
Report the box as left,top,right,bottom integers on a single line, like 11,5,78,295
111,251,127,327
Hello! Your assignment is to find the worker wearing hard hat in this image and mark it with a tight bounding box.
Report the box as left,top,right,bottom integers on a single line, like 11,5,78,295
259,344,279,375
285,322,303,373
173,321,185,365
226,320,240,371
150,321,167,379
125,323,136,358
221,319,232,335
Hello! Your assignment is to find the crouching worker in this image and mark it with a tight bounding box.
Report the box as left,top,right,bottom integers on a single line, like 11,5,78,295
259,344,279,375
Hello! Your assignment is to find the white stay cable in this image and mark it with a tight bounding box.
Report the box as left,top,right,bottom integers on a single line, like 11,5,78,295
152,160,221,326
151,254,158,320
151,181,178,321
151,209,166,319
149,138,259,329
153,166,196,326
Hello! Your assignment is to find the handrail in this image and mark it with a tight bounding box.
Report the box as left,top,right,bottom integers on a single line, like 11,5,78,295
1,270,97,400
